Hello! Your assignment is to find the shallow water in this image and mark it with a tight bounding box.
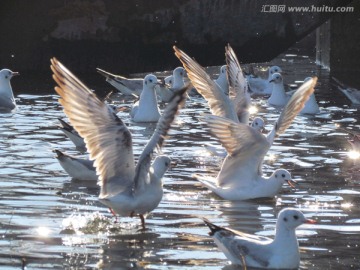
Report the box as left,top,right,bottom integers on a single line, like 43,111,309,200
1,52,360,270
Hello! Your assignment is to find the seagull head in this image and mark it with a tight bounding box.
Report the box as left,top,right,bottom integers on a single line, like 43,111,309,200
164,75,173,87
269,73,283,84
250,117,265,132
151,155,171,182
277,208,316,231
0,69,20,81
173,67,186,78
144,74,160,89
273,169,296,188
269,66,282,76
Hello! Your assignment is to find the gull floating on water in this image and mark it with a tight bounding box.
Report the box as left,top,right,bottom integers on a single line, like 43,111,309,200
193,77,317,200
203,208,316,269
51,57,188,229
130,74,162,122
333,77,360,105
54,149,97,181
268,72,290,107
214,65,229,94
0,69,19,112
157,67,186,102
248,65,282,95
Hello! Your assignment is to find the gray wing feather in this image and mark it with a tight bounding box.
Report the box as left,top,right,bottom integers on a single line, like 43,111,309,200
174,46,239,122
133,85,189,190
225,44,251,124
51,58,136,198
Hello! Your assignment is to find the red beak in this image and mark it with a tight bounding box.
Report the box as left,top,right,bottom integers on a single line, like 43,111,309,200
305,219,316,224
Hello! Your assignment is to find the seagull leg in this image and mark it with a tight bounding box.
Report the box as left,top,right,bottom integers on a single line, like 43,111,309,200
139,214,146,231
109,208,118,223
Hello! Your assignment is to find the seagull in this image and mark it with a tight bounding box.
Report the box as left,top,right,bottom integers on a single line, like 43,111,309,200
268,73,290,107
96,68,143,96
174,45,265,157
157,67,186,103
58,118,87,153
193,77,317,200
300,77,320,115
51,57,188,229
333,77,360,105
203,208,316,269
0,69,19,112
130,74,162,123
248,65,282,95
54,149,97,181
214,65,229,94
174,45,251,125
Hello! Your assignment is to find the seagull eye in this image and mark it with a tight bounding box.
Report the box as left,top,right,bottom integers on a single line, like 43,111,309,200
282,174,285,178
5,75,8,79
283,217,288,222
255,122,258,125
149,79,153,83
165,162,169,167
293,215,299,220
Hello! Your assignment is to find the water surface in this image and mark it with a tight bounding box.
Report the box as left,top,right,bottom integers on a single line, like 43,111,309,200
0,53,360,269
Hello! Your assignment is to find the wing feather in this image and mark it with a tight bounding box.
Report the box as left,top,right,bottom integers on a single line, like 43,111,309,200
51,58,136,198
225,44,251,124
174,46,239,122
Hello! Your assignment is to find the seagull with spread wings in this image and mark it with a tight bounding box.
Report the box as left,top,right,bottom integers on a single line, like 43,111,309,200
51,58,188,229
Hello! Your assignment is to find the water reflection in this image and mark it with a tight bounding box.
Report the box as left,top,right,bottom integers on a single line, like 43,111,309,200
0,52,360,269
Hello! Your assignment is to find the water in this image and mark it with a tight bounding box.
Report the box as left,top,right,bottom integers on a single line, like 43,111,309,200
1,52,360,270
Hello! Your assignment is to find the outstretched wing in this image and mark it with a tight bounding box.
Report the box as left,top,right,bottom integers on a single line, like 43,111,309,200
51,58,136,198
267,77,317,145
225,44,251,124
203,115,269,187
174,46,239,122
133,85,189,190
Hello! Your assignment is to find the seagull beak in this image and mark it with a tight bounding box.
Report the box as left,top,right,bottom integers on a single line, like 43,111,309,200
269,79,274,83
156,79,163,85
11,71,20,77
286,179,297,188
305,219,316,224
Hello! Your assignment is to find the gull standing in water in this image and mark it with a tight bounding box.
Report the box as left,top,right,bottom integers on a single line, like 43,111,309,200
203,208,316,269
51,58,188,229
0,69,19,112
193,77,317,200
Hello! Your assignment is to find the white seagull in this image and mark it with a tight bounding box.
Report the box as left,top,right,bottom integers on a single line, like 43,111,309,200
193,77,317,200
204,208,316,269
54,149,97,181
248,65,282,95
51,58,188,229
0,69,19,112
157,67,186,102
174,45,265,156
214,65,229,94
268,72,290,107
130,74,162,123
333,77,360,105
96,68,144,96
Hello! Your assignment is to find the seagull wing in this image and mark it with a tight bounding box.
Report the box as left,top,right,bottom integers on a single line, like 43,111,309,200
174,46,239,122
203,115,269,187
267,77,317,145
51,58,136,198
225,44,251,124
133,86,189,191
